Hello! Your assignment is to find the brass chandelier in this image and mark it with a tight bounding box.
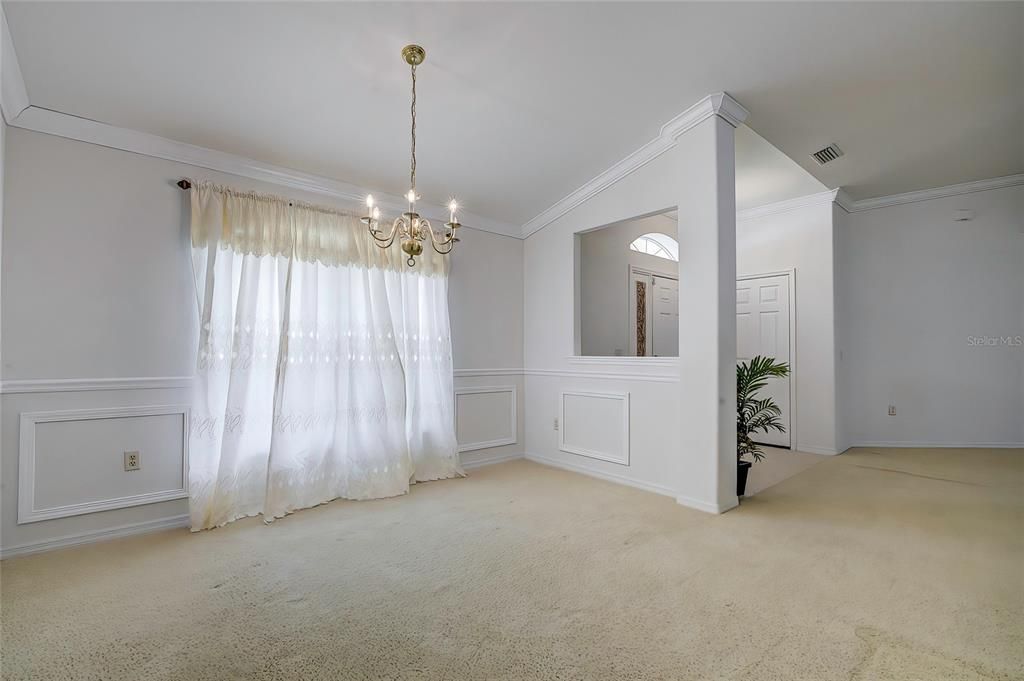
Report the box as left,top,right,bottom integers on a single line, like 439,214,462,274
363,44,460,267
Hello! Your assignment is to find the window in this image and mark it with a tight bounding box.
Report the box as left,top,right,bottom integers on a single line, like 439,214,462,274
576,212,679,357
629,233,679,262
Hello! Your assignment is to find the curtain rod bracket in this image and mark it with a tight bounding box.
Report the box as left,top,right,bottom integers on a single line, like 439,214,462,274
177,179,192,190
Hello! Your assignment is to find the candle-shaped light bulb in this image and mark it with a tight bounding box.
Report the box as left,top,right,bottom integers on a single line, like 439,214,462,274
448,199,458,223
365,194,375,210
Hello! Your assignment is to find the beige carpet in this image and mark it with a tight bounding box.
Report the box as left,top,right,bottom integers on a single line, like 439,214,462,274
743,446,824,496
2,448,1022,680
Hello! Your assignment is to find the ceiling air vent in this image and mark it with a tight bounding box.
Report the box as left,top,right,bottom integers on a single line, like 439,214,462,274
811,143,844,165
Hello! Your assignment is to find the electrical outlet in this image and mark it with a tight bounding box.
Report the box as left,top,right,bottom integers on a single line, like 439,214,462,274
553,417,559,431
124,451,140,471
888,405,896,416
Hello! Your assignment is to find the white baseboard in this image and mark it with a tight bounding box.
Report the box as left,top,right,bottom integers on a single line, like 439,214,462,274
524,451,675,498
796,445,840,456
675,493,737,515
461,451,525,470
526,452,741,514
0,514,190,560
850,442,1024,449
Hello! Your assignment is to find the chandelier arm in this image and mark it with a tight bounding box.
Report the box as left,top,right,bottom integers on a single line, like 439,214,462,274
369,218,402,247
430,239,457,255
423,220,457,248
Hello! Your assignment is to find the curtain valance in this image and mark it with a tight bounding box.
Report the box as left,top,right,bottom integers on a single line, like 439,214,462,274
188,180,449,276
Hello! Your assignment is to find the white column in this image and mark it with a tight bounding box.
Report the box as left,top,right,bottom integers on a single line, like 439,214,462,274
673,95,745,512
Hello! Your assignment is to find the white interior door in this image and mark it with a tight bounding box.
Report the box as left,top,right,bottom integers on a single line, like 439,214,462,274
652,276,679,357
736,274,792,448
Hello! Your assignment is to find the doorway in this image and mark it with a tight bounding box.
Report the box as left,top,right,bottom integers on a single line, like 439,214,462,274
629,267,678,357
737,271,794,448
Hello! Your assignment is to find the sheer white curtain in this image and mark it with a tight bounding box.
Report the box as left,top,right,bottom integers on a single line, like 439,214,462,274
188,182,461,530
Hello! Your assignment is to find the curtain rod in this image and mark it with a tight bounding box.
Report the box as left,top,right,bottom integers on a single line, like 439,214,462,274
176,178,368,218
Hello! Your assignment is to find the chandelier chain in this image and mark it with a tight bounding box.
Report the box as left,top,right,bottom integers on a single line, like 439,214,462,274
410,62,417,193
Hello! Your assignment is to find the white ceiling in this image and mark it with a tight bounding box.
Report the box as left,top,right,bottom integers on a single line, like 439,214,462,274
5,2,1021,227
735,126,826,211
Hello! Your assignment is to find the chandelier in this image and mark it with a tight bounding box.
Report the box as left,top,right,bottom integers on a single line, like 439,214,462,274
363,44,460,267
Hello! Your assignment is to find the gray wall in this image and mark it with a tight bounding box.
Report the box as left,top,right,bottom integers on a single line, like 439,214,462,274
838,185,1023,447
736,200,839,455
1,128,524,555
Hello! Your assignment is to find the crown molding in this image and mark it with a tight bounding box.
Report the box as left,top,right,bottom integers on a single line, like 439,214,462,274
737,173,1024,219
842,174,1024,212
521,92,749,239
7,105,522,239
833,188,856,213
737,189,841,221
0,6,30,123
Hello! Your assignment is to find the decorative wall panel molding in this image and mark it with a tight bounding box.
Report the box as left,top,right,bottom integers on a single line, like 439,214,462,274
18,405,190,524
559,390,630,465
0,376,193,394
454,386,518,452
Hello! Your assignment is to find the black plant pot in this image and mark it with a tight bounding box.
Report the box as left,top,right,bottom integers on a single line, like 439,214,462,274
737,460,752,497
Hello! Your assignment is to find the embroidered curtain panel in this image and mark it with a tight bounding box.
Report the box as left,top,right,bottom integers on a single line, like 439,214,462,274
188,182,461,530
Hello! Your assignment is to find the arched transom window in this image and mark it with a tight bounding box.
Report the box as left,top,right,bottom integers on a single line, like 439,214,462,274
629,233,679,262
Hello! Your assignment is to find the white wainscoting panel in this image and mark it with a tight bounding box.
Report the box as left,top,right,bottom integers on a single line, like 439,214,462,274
18,405,190,524
559,390,630,465
455,386,518,452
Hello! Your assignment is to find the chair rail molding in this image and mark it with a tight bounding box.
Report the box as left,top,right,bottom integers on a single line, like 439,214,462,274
0,376,194,394
521,92,750,239
453,368,525,378
18,404,191,524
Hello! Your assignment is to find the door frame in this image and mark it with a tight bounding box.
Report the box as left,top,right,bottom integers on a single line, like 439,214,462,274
628,265,678,357
736,268,797,451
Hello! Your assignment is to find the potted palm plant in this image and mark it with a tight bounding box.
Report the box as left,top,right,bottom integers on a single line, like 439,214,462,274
736,355,790,496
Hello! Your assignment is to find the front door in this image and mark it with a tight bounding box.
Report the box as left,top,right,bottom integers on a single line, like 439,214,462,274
652,276,679,357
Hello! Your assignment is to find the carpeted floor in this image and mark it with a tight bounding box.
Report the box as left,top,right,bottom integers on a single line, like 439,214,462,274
743,446,823,496
2,448,1021,680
